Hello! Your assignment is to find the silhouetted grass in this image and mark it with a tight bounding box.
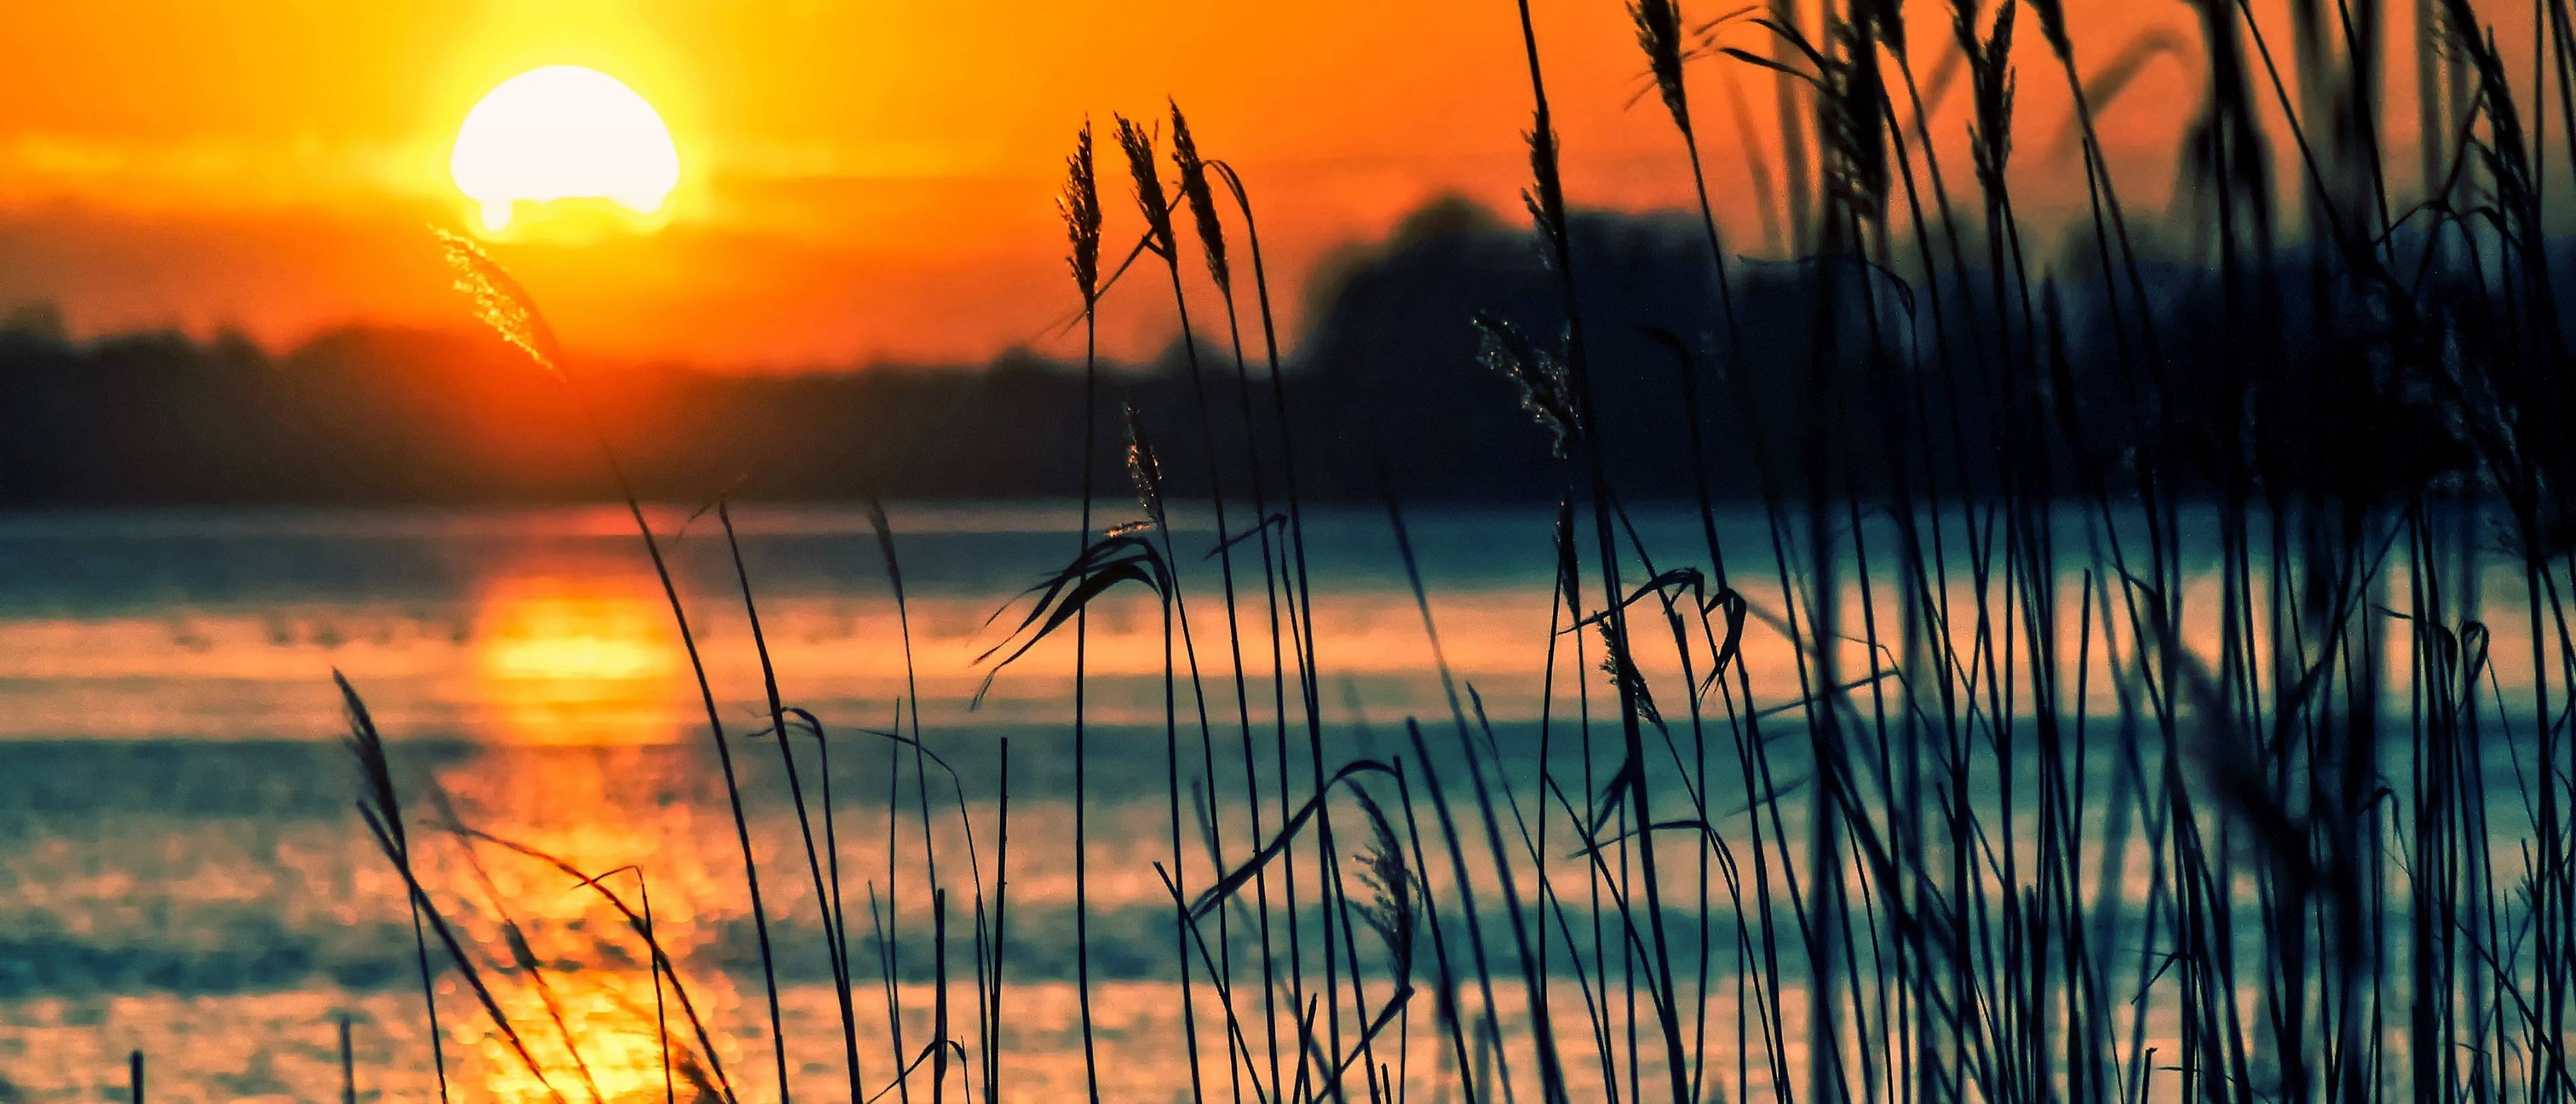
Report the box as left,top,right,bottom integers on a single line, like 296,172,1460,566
324,0,2576,1099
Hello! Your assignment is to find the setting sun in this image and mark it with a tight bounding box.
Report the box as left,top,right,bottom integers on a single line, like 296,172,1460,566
450,65,678,232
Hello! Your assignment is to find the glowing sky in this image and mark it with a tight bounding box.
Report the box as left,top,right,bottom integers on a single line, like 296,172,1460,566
0,0,2498,367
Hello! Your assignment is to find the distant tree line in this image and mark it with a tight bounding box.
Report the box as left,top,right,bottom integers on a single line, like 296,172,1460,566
0,200,2511,508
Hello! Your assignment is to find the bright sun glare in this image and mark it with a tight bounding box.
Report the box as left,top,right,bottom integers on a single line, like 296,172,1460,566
451,65,678,232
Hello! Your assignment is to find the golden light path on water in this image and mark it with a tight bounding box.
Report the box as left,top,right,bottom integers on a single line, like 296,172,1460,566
475,573,686,747
425,752,721,1104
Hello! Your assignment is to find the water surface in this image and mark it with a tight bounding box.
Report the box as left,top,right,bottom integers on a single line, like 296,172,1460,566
0,502,2541,1102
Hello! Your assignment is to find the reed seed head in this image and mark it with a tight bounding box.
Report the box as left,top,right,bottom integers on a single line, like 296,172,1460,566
1631,0,1694,135
1061,121,1104,305
1962,0,2019,193
1473,311,1581,459
1595,622,1663,726
1349,788,1417,983
337,671,403,849
1823,16,1891,219
1114,114,1176,260
1124,400,1166,527
436,229,564,378
1522,117,1569,254
1167,99,1232,295
2029,0,2069,60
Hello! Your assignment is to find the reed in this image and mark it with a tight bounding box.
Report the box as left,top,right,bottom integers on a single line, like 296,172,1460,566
1175,99,1298,1104
1061,118,1108,1104
328,0,2576,1099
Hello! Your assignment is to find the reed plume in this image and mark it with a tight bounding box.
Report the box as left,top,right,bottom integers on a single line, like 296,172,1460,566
1472,311,1580,459
1348,789,1418,987
1062,123,1104,307
435,229,564,378
1960,0,2019,200
1168,101,1231,295
1820,15,1890,220
1633,0,1693,134
1125,399,1167,528
1116,115,1177,260
339,670,451,1104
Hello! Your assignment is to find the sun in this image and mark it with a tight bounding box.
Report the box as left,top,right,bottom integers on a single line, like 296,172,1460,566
451,65,679,233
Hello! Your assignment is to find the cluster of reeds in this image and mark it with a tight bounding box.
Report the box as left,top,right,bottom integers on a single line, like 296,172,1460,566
331,0,2576,1098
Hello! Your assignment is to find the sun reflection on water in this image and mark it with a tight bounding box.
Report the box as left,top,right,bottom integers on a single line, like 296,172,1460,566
443,568,749,1103
474,573,686,746
425,742,749,1104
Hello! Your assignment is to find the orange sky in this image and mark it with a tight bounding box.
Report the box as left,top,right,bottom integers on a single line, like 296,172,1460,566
0,0,2500,368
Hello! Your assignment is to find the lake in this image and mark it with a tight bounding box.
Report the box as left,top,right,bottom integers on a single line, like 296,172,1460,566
0,502,2547,1102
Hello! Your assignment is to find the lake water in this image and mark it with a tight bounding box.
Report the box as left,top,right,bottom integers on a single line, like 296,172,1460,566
0,503,2550,1102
